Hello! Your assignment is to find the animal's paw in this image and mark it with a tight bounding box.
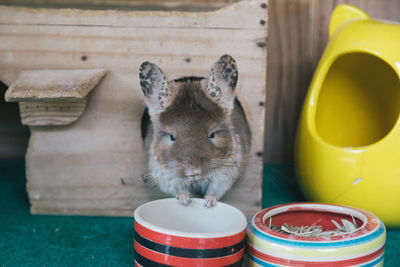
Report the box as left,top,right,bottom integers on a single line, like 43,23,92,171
176,190,191,206
204,191,219,208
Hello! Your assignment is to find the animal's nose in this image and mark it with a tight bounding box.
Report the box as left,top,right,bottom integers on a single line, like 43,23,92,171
184,168,201,179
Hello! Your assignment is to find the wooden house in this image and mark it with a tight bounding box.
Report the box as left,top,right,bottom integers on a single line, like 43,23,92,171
1,0,268,217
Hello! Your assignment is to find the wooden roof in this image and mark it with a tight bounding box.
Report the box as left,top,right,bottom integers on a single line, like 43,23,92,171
5,69,107,102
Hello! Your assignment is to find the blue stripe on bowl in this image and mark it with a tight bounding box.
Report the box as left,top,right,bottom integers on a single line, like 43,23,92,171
360,253,384,267
248,216,385,248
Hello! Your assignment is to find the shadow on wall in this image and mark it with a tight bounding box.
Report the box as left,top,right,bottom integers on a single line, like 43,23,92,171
0,81,30,159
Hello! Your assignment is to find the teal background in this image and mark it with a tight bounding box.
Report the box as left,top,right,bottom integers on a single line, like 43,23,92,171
0,160,399,266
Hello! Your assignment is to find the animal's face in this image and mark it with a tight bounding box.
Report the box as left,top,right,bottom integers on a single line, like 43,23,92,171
139,54,238,180
153,81,233,179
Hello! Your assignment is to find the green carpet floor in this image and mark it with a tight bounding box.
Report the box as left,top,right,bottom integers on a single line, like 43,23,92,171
0,160,399,266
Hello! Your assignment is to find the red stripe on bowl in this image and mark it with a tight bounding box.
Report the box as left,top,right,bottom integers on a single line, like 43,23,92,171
253,203,379,242
134,240,245,266
247,244,385,266
135,220,246,249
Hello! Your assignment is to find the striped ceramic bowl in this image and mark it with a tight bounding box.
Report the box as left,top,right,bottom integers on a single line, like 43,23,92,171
247,203,386,266
134,198,247,266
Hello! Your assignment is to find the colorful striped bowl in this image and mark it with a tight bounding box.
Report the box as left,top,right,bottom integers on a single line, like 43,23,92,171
134,198,247,266
247,203,386,266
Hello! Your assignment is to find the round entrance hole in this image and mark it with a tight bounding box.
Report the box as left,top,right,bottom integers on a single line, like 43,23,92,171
315,52,400,147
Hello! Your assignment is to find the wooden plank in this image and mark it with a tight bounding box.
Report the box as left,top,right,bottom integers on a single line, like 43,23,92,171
0,0,239,12
5,69,107,101
0,1,268,217
6,69,107,125
264,0,312,161
19,101,87,126
0,1,268,30
0,26,266,59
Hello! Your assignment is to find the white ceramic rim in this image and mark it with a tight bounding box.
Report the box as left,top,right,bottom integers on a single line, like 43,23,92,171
134,198,247,239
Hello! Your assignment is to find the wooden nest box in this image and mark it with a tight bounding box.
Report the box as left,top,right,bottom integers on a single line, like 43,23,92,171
1,0,268,217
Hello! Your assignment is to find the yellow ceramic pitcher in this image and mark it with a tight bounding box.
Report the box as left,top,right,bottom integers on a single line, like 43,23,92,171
295,4,400,227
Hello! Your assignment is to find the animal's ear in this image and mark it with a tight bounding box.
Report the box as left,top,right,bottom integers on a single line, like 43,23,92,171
139,61,174,114
206,54,238,111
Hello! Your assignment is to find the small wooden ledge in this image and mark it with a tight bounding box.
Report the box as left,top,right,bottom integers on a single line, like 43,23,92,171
5,69,107,102
5,69,107,126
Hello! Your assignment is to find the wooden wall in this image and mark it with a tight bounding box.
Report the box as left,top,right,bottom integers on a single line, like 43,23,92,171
0,1,267,216
0,0,238,11
1,0,400,161
265,0,400,162
0,0,239,159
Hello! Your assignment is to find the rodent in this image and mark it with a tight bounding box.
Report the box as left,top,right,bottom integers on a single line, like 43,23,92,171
139,54,251,207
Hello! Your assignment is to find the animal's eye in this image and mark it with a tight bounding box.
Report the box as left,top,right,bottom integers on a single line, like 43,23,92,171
208,129,224,139
160,131,177,142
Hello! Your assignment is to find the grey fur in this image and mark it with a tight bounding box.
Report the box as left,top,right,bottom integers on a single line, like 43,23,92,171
139,55,250,207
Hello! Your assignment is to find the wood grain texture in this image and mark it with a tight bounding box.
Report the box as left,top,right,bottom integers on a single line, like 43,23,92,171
0,0,268,217
265,0,312,161
5,69,107,101
0,0,239,11
5,69,107,126
1,0,399,164
19,101,87,126
265,0,400,162
0,2,266,29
